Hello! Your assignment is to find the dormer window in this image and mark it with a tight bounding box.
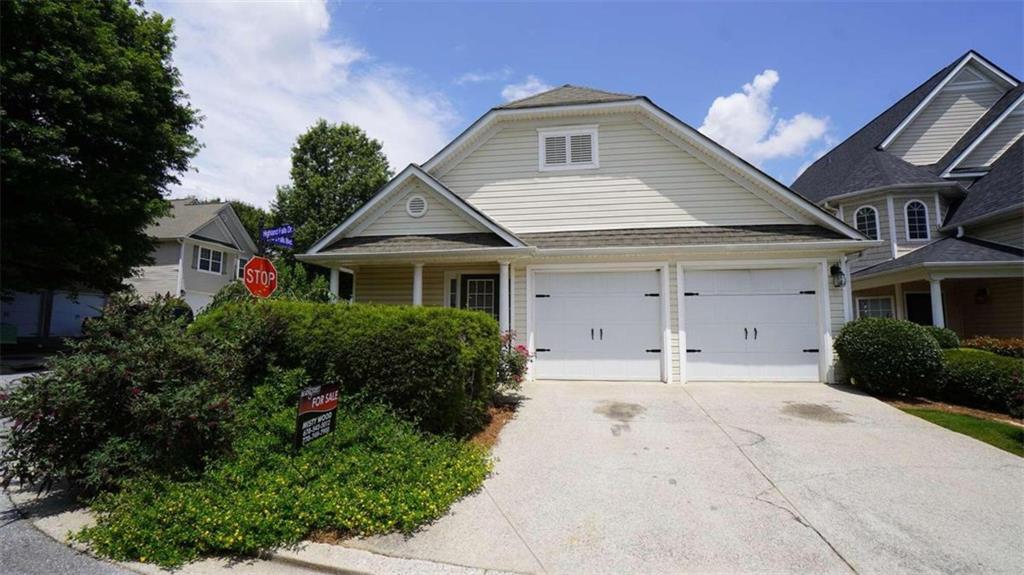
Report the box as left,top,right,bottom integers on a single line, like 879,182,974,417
904,200,930,240
854,206,880,240
538,126,598,171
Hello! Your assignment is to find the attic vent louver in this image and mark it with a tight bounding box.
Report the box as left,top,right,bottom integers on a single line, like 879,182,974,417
538,126,599,171
406,194,428,218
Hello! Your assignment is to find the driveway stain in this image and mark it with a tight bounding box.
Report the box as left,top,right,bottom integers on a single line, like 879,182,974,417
594,401,646,435
781,402,853,423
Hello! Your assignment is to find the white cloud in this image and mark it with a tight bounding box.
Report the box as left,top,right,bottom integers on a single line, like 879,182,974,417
501,75,553,102
455,67,512,85
155,1,456,208
698,70,828,167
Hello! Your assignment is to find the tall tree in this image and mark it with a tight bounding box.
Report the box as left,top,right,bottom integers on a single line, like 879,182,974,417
1,0,200,293
272,120,392,253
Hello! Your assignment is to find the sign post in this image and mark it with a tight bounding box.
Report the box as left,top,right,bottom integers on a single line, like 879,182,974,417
243,256,278,298
295,383,339,448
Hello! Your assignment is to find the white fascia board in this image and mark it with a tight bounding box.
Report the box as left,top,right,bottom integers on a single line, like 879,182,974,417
881,52,1018,150
941,92,1024,176
823,182,964,204
533,239,882,257
218,203,259,253
424,99,864,241
306,165,525,255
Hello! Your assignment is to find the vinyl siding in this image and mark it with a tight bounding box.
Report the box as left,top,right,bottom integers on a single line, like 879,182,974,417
438,113,798,234
151,241,181,266
513,264,527,341
354,180,484,237
355,264,500,307
944,278,1024,338
969,215,1024,248
180,239,236,295
838,196,893,272
887,66,1004,165
961,110,1024,168
193,218,234,245
893,195,943,256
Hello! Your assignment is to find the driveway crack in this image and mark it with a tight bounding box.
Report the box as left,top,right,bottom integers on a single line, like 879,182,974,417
683,388,859,574
483,486,548,574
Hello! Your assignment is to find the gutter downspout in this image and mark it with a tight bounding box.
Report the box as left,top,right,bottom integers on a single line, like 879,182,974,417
176,239,186,297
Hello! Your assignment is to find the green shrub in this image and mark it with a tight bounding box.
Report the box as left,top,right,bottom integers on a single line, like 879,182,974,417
76,369,491,567
961,336,1024,359
940,349,1024,418
924,326,960,349
834,318,943,397
191,300,500,435
206,259,333,312
0,293,242,492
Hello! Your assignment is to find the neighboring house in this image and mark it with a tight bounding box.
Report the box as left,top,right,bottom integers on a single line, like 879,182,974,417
127,198,258,312
793,51,1024,338
298,85,876,383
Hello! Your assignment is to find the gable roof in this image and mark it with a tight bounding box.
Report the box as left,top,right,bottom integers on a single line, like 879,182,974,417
422,91,863,240
307,164,527,254
496,85,639,110
936,84,1024,176
793,50,1019,204
942,137,1024,229
150,199,227,239
853,236,1023,279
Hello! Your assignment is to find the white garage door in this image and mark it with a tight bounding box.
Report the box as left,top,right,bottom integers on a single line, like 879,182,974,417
534,271,663,381
684,268,820,381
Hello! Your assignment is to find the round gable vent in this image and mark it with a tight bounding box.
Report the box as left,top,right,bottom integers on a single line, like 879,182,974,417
406,194,428,218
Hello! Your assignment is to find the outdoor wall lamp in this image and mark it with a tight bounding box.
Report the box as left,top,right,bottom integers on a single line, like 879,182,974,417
830,264,847,288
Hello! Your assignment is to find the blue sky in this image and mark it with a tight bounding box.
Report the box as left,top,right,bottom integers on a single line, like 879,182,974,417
156,1,1023,207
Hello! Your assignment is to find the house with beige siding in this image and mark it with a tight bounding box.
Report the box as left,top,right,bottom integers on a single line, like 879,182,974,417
128,199,257,312
793,51,1024,338
299,86,876,383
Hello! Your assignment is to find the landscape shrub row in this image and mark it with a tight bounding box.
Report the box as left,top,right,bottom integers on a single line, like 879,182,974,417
835,318,1023,417
961,336,1024,358
75,368,491,567
191,300,500,436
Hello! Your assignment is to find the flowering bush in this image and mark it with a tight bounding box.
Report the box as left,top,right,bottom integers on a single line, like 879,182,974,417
497,331,532,394
961,336,1024,359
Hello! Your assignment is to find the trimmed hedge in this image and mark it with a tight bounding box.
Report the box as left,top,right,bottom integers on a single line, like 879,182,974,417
961,336,1024,359
191,301,500,436
834,318,944,397
924,326,960,349
940,349,1024,418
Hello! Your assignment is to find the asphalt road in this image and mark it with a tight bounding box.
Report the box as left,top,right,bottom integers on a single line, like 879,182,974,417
1,372,133,575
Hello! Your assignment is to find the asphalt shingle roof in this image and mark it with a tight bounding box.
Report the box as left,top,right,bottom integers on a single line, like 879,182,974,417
148,199,225,240
323,233,510,255
853,236,1023,278
513,225,844,248
496,85,639,110
944,138,1024,227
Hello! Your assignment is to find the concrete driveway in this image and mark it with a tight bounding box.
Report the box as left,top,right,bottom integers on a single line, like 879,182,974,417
350,381,1024,574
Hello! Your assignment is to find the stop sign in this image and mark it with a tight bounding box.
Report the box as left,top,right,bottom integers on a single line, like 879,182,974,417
243,256,278,298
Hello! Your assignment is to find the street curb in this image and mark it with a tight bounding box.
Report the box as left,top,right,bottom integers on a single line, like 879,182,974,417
263,550,372,575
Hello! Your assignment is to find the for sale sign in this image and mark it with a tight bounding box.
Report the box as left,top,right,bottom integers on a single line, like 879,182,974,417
295,383,339,448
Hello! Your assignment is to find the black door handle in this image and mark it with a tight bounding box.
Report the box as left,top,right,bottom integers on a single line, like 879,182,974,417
591,328,594,340
744,327,748,340
754,328,758,340
600,328,603,340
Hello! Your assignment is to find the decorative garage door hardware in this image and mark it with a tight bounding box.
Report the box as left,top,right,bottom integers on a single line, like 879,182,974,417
803,349,820,353
536,348,551,352
686,349,702,353
687,290,815,297
535,294,551,298
644,293,660,297
645,349,661,353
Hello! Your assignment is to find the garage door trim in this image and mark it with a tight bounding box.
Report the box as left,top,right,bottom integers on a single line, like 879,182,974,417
526,262,672,383
677,259,832,383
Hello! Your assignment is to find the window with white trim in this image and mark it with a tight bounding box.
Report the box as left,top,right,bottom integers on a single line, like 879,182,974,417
854,206,880,240
856,297,894,319
197,246,223,274
905,200,930,240
236,256,248,279
538,126,598,171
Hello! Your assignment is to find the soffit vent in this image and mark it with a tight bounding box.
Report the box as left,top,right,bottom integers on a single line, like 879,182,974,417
406,194,428,218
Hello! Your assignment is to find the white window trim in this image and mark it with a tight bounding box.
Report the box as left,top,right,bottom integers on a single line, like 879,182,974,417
236,256,248,280
443,271,461,309
537,125,599,172
903,200,931,241
855,296,895,319
853,205,881,241
197,246,224,275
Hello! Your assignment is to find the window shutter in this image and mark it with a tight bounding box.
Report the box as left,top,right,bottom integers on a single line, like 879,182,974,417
191,245,198,269
544,136,567,166
569,133,592,164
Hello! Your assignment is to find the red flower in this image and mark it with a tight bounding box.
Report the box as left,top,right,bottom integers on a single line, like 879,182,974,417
129,386,142,397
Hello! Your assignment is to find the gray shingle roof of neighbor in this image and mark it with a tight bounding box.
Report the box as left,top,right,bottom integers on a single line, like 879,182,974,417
853,236,1023,278
518,225,846,248
831,151,952,196
932,83,1024,174
943,138,1024,227
148,198,226,239
495,85,640,110
323,233,511,254
792,51,984,204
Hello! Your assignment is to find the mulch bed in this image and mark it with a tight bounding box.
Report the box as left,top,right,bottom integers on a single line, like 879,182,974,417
469,403,518,448
885,397,1023,428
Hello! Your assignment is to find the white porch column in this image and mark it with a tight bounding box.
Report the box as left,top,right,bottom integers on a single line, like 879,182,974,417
498,261,510,333
412,263,424,306
329,268,340,301
894,283,905,320
929,278,945,328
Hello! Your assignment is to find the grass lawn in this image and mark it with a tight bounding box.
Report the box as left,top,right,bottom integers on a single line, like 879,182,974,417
900,407,1024,457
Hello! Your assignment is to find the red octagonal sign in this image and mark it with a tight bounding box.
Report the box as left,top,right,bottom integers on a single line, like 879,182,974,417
243,256,278,298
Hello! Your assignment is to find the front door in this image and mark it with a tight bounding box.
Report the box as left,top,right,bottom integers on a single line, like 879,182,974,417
460,274,499,319
905,293,933,325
